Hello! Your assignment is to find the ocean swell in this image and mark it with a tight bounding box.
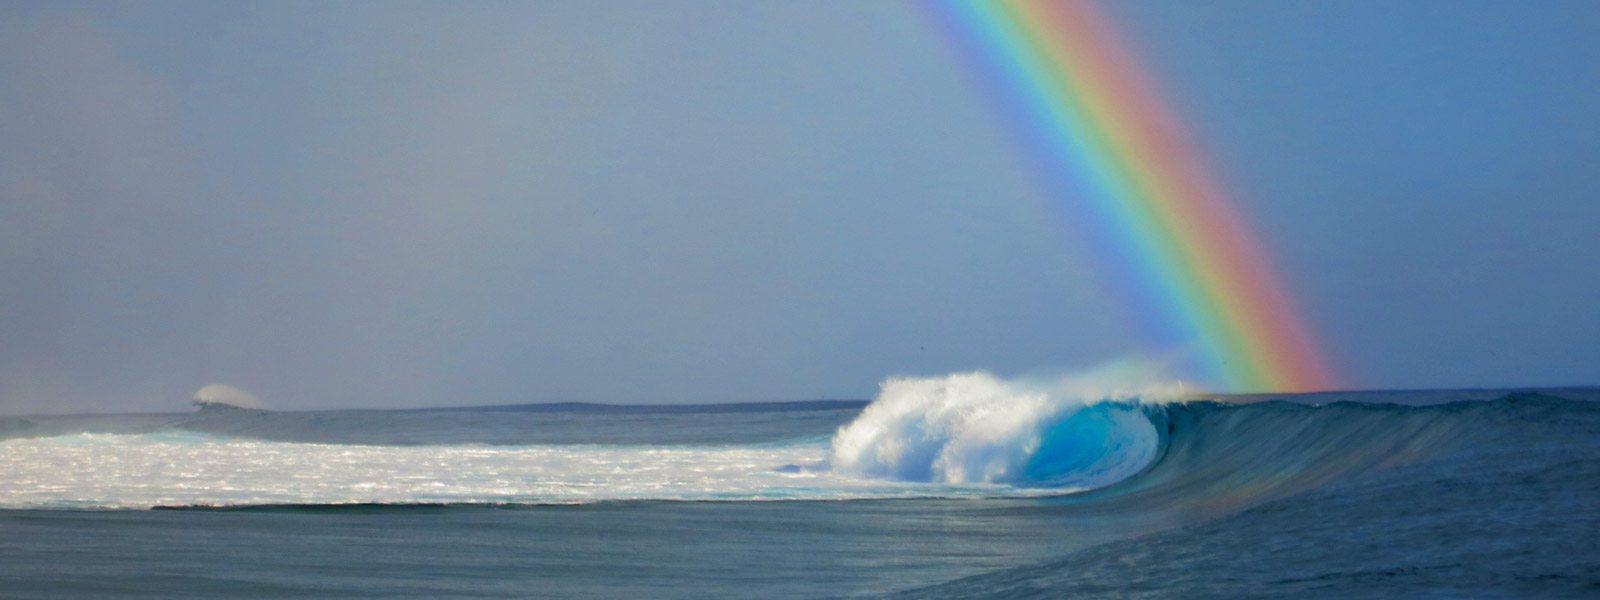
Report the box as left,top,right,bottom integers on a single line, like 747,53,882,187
4,378,1592,512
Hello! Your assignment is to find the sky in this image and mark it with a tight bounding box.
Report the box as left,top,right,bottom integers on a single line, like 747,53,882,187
2,0,1597,414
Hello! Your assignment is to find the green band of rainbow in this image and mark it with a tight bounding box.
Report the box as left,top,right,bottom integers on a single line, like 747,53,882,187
930,0,1334,392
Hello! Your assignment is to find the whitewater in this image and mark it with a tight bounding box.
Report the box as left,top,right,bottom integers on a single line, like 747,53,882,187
1,372,1174,509
2,373,1598,598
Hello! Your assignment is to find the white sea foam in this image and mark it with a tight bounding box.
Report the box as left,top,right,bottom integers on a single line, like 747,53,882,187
0,432,1062,509
829,367,1176,489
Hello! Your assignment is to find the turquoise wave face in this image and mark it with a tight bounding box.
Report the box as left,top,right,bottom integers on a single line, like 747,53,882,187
1024,403,1161,488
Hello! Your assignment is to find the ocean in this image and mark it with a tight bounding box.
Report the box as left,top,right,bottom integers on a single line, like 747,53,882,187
2,379,1597,598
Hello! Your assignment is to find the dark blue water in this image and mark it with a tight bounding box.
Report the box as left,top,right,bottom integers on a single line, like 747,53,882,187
1,387,1597,598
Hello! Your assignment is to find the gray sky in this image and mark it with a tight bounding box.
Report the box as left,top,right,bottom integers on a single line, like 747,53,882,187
2,0,1597,413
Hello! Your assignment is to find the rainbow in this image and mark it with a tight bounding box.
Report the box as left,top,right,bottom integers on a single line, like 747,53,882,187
927,0,1333,392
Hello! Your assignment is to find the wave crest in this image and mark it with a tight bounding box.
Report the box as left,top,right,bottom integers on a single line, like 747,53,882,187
829,370,1178,489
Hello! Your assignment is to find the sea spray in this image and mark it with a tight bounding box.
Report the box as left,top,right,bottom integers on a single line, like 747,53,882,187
191,383,263,409
829,366,1182,489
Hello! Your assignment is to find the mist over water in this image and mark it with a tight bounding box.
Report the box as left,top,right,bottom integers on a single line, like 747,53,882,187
190,384,262,409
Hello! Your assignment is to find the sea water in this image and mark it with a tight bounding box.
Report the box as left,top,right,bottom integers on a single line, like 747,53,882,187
1,376,1596,598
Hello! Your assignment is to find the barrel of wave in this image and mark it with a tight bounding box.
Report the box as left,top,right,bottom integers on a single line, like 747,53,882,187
829,368,1180,491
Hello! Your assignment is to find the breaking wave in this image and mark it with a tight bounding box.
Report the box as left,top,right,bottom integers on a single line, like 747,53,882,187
829,371,1176,490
